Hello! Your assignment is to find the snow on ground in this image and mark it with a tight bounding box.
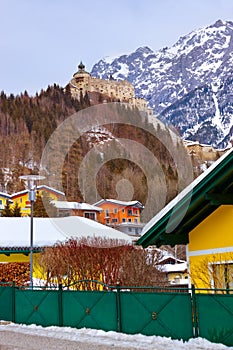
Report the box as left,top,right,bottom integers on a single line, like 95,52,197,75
0,322,232,350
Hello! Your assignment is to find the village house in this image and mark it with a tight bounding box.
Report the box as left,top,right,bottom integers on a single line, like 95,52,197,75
0,216,133,285
52,200,102,220
137,147,233,290
156,254,188,287
0,192,12,215
10,185,65,216
94,199,144,236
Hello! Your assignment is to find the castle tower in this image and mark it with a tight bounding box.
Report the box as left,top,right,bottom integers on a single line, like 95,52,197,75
68,61,150,113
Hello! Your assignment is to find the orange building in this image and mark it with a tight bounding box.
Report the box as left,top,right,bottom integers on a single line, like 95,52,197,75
94,199,144,236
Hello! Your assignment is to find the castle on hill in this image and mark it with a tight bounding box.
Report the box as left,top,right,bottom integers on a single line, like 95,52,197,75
68,62,152,113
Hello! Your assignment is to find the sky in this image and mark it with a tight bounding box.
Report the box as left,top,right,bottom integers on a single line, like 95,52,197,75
1,0,233,96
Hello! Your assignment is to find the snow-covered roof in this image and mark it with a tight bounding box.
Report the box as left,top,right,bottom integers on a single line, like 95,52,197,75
37,185,65,196
53,201,102,211
94,199,144,208
11,185,65,198
159,261,187,273
0,217,132,248
0,192,11,198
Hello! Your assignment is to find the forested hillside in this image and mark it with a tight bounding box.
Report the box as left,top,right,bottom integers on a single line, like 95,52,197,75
0,85,89,193
0,86,192,222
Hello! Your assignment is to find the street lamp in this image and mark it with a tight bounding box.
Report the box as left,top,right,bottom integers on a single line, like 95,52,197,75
19,175,45,288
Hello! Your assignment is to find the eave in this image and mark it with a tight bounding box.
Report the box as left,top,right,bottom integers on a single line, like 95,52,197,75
137,148,233,248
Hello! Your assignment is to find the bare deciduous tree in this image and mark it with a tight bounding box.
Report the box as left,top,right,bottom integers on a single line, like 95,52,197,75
190,254,233,293
35,238,166,289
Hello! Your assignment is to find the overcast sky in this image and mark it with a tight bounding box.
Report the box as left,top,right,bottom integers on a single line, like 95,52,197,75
1,0,233,95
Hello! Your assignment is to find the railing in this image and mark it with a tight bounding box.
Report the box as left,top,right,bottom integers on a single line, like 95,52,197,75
0,280,233,346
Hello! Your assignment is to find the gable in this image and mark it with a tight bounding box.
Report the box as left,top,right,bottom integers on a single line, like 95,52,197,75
137,148,233,248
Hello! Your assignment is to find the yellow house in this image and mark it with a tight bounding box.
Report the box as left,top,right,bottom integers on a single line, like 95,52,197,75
0,216,132,286
10,185,65,216
0,192,12,215
157,254,188,286
137,147,233,291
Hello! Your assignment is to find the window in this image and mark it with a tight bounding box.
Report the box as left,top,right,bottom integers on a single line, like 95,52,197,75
105,209,109,217
135,210,138,215
122,208,125,213
122,218,126,223
211,262,233,290
84,212,95,221
128,209,132,215
113,208,117,214
134,218,138,223
128,218,132,223
112,218,118,223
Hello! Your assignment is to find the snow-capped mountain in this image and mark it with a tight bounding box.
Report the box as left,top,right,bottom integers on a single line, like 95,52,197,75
91,20,233,148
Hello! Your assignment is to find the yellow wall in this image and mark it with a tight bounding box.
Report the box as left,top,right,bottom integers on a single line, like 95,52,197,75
188,205,233,289
0,196,10,207
11,192,30,216
0,252,40,263
11,189,61,217
189,205,233,251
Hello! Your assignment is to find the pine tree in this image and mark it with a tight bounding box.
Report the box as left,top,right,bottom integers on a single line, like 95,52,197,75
33,192,57,217
11,201,22,217
1,200,13,217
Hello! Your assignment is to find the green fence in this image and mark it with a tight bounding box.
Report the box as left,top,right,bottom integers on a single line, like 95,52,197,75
0,281,233,346
195,293,233,346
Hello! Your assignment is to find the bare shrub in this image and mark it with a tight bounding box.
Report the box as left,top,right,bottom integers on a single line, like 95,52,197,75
35,237,166,289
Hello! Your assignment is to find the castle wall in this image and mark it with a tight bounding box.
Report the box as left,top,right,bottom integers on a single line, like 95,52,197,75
69,63,150,112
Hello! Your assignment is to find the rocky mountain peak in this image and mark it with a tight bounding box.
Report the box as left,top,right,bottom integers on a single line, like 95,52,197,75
91,20,233,148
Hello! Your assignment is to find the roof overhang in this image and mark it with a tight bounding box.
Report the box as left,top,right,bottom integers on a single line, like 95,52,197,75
137,148,233,248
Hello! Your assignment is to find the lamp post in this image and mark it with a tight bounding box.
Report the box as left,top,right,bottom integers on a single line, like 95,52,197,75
19,175,45,288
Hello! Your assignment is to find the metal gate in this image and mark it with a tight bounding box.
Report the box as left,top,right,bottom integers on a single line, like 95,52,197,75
15,288,61,326
196,293,233,346
62,290,117,331
120,291,193,340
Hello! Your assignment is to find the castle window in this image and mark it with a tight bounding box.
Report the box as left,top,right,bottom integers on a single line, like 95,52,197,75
76,77,84,83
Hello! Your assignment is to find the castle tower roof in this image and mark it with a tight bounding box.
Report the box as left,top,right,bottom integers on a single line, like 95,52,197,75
78,61,85,71
73,61,90,78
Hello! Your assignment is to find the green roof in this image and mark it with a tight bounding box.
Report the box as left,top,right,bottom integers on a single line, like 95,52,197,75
137,148,233,248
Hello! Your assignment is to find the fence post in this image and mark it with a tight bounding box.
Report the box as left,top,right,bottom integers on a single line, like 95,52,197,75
116,281,122,333
191,284,199,338
11,282,15,323
58,284,63,327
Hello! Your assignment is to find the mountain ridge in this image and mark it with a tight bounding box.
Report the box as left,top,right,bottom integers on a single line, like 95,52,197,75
91,19,233,148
